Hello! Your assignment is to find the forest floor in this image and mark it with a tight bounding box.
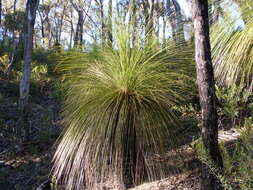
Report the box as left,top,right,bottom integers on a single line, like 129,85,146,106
0,79,61,190
0,79,246,190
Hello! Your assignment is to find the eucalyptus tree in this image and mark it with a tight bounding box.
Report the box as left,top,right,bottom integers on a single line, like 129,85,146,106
165,0,185,44
142,0,155,39
69,0,93,47
50,0,68,44
37,1,52,47
107,0,113,45
192,0,223,189
19,0,39,112
94,0,106,45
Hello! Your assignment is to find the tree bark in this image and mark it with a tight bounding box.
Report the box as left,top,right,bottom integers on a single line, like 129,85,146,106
162,15,166,46
171,0,185,43
98,0,105,45
74,10,84,46
19,0,39,112
192,1,224,190
107,0,113,46
142,0,154,42
128,0,136,46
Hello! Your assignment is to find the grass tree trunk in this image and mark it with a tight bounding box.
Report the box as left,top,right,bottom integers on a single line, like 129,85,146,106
192,1,224,190
19,0,39,112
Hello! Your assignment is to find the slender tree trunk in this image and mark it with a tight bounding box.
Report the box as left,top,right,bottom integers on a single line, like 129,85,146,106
74,10,84,46
69,12,74,48
166,0,177,42
148,0,154,36
107,0,113,46
162,13,166,46
128,0,136,46
143,0,154,42
155,0,160,41
19,0,39,112
45,16,51,47
38,11,45,45
99,0,105,46
192,1,223,190
171,0,185,43
58,5,66,43
79,11,84,44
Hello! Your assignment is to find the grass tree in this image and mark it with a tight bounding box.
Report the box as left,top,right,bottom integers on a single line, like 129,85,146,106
211,0,253,87
52,30,193,189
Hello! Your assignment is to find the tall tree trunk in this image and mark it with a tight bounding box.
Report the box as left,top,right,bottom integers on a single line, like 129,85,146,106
79,10,84,44
99,0,105,45
143,0,154,42
58,5,66,43
69,10,74,48
38,11,45,45
166,0,177,42
192,1,223,190
74,10,84,46
162,15,166,46
128,0,136,46
156,0,160,41
107,0,113,46
171,0,185,43
148,0,154,36
19,0,39,112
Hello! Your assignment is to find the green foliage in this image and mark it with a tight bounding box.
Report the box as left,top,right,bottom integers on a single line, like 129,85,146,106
49,81,64,103
0,54,9,76
4,11,25,32
52,31,193,189
211,1,253,87
216,85,245,122
37,108,54,144
195,118,253,190
216,84,253,128
32,48,54,66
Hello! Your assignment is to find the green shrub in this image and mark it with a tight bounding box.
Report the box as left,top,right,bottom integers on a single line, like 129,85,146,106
216,84,252,126
0,54,9,77
195,117,253,190
49,81,64,103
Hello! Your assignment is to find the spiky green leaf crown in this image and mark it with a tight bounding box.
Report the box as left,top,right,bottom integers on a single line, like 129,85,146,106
52,31,194,189
211,0,253,87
